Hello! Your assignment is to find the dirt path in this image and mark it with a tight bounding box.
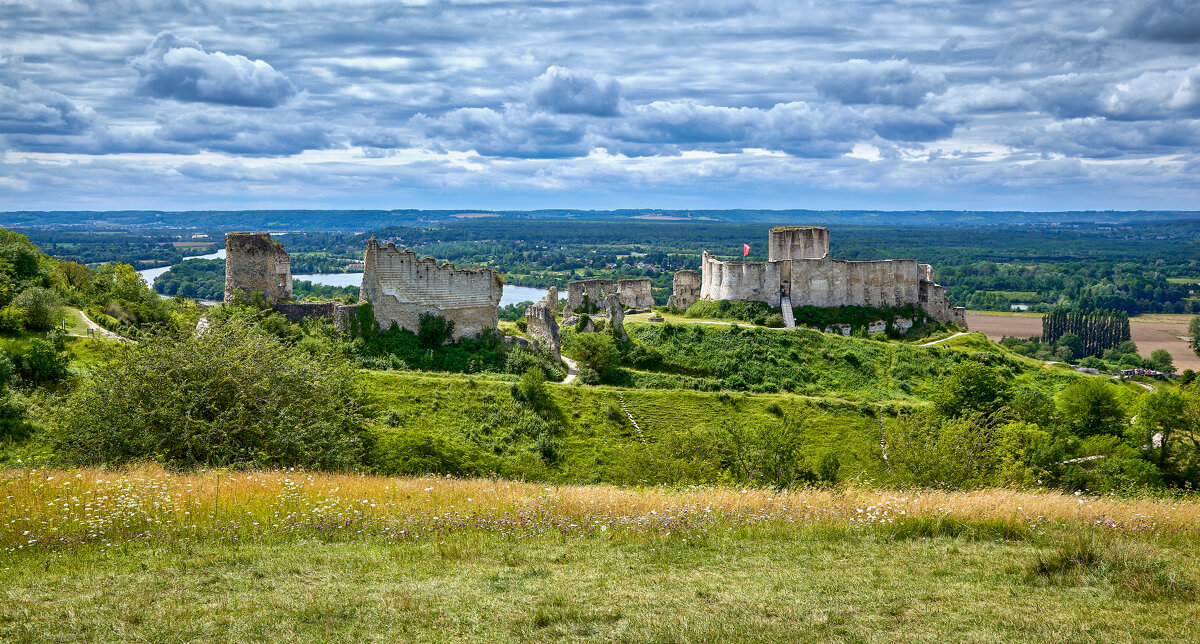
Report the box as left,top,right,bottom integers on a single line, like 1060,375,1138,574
561,356,579,384
76,310,131,342
920,332,970,347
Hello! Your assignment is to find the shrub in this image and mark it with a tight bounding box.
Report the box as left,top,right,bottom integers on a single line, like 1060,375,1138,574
932,361,1012,417
51,319,368,469
370,427,488,477
565,331,620,373
1057,379,1126,437
0,307,24,332
12,287,62,331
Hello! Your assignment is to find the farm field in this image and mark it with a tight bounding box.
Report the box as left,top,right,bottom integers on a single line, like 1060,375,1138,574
967,311,1200,371
2,469,1199,643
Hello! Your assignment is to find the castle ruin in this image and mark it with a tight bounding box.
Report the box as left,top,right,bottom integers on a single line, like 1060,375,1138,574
224,232,292,303
667,270,701,310
224,233,503,339
683,226,966,326
566,278,654,314
359,238,503,340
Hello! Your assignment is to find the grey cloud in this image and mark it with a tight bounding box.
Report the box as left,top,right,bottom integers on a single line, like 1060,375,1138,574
155,109,332,156
0,81,94,134
530,66,622,116
1008,117,1200,158
409,107,590,159
130,32,297,107
1119,0,1200,43
815,59,946,107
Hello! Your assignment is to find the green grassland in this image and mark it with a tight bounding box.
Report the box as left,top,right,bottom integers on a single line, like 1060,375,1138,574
6,531,1199,643
366,369,887,485
611,322,1083,400
3,470,1198,643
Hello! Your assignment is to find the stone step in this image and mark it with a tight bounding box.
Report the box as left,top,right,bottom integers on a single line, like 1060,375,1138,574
780,296,796,329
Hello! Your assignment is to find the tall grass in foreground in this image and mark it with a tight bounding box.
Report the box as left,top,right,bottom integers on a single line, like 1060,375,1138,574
3,466,1199,554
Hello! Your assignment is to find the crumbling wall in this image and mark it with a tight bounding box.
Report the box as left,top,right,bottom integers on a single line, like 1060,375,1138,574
920,280,968,327
360,238,503,339
567,278,654,313
668,269,701,310
524,291,561,361
273,302,360,332
224,232,292,303
567,279,616,314
698,251,782,307
768,226,830,261
616,278,655,308
601,294,628,342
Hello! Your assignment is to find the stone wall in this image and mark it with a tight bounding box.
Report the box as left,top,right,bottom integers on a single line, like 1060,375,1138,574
693,227,966,328
566,279,616,313
787,258,921,308
698,251,783,307
273,301,360,332
617,278,655,308
224,232,292,303
768,226,830,261
567,278,655,313
919,280,968,326
524,291,561,361
360,238,503,339
668,269,701,310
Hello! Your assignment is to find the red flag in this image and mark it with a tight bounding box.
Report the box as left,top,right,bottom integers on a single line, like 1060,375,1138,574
743,243,750,257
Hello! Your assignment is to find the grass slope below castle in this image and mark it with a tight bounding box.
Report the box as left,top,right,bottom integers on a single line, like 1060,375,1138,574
4,470,1200,643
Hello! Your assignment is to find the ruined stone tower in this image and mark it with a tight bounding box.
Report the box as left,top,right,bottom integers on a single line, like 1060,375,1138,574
223,232,292,303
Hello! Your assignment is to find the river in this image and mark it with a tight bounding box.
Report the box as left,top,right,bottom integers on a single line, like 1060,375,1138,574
137,251,549,307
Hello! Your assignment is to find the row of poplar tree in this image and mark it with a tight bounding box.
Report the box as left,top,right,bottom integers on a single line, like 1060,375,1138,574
1041,307,1131,357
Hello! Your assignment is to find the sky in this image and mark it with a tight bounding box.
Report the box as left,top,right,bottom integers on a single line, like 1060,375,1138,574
1,0,1199,212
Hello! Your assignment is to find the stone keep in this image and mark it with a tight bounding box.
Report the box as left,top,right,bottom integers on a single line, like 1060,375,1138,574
359,238,503,340
224,232,292,303
668,270,701,310
695,226,966,326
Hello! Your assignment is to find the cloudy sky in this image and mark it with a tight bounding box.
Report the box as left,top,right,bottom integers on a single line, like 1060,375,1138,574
2,0,1199,212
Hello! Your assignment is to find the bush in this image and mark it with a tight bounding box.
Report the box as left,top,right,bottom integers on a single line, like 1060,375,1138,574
1057,379,1126,437
0,307,24,332
369,427,488,477
51,319,368,469
14,337,70,384
932,361,1012,417
763,313,785,328
565,331,620,373
12,287,62,331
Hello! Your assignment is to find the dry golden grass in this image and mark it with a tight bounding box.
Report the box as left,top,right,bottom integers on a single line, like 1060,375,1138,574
4,466,1198,554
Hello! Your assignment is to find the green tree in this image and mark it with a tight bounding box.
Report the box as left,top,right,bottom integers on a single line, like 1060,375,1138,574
1189,316,1200,355
566,331,620,373
1057,378,1126,437
932,361,1012,417
12,287,63,331
1149,349,1175,373
52,319,368,469
1056,333,1083,360
1131,389,1188,470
